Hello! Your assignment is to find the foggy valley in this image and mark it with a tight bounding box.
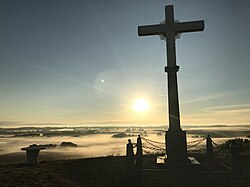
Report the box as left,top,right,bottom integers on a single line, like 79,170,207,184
0,125,249,165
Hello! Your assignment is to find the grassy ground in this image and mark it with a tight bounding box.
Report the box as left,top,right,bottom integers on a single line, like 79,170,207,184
0,153,249,187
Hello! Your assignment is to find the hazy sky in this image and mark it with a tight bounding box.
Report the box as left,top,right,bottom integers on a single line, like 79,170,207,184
0,0,249,127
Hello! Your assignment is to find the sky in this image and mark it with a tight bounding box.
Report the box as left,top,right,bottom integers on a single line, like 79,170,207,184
0,0,249,127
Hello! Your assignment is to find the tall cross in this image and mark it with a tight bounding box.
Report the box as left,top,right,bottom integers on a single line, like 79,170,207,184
138,5,204,131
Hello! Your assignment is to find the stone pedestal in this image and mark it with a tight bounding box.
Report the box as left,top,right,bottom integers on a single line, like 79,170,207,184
165,130,189,163
21,144,46,165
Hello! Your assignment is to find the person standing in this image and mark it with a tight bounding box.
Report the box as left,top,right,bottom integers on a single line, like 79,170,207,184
206,135,214,157
126,139,134,169
135,135,143,169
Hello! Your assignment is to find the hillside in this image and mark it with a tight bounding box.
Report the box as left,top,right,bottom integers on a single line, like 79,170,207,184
0,153,249,187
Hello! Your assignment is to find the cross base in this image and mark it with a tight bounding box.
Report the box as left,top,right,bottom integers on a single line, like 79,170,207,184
156,156,201,171
165,130,189,163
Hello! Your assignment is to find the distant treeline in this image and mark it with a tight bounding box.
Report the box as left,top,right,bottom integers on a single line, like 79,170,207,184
187,130,250,138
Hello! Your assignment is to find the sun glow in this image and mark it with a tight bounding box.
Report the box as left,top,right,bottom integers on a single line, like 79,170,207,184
133,98,150,112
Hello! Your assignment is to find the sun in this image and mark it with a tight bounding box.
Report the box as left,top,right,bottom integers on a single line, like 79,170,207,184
133,98,150,112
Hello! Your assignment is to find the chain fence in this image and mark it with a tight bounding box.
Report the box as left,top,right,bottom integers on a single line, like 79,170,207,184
135,135,249,159
141,137,165,155
141,137,165,145
141,136,209,155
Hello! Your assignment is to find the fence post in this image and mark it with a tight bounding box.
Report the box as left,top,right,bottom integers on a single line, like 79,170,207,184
206,135,214,157
231,141,241,174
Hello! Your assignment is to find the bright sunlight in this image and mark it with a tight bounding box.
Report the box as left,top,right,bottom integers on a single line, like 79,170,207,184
133,98,150,112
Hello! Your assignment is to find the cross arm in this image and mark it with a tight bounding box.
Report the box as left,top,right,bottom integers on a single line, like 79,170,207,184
138,24,166,36
175,20,204,33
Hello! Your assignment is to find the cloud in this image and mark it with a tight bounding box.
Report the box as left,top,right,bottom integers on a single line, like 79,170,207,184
181,95,220,104
0,121,22,126
202,104,250,113
179,90,249,105
0,121,66,128
157,94,168,97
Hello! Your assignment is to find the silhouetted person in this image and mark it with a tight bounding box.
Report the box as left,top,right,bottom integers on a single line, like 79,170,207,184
126,139,134,170
134,135,143,186
135,135,143,169
206,135,213,158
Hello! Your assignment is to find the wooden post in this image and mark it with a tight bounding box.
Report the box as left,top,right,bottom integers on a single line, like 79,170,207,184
231,141,241,174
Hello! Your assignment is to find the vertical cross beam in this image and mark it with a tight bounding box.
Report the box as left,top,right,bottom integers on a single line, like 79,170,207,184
164,5,181,131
